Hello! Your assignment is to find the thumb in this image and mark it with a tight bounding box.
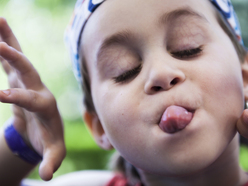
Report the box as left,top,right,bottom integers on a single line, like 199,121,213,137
38,143,66,181
236,109,248,139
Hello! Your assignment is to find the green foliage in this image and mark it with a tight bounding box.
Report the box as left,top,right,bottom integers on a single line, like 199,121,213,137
64,120,100,151
0,0,248,181
0,0,8,4
33,0,76,8
232,0,248,46
240,145,248,171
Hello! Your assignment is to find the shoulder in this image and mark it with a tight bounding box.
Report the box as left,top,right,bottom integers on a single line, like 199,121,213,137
21,170,114,186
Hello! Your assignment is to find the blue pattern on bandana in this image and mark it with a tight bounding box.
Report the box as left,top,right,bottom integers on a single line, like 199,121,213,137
88,0,103,12
65,0,244,84
211,0,242,43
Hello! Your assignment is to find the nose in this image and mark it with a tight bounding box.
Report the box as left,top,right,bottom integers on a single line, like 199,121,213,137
144,60,186,94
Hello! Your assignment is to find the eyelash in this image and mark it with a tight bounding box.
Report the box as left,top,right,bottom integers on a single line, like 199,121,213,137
170,46,203,59
113,46,202,83
114,64,142,83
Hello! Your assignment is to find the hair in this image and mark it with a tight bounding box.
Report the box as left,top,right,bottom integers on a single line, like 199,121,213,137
215,8,247,63
79,5,247,185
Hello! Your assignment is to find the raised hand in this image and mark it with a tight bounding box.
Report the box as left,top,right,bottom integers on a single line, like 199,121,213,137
0,17,66,181
237,109,248,139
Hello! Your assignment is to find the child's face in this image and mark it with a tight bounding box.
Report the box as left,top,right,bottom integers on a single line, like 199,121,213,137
82,0,244,176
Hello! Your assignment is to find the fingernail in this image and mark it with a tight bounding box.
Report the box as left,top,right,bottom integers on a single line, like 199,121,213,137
1,89,10,96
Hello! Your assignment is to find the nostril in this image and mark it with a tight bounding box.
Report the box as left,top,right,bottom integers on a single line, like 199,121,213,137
151,86,162,92
170,78,179,85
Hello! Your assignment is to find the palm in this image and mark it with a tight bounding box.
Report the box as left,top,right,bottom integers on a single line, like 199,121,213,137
0,18,65,181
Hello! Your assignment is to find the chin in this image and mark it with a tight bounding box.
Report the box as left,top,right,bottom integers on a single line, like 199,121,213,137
138,156,217,179
139,133,239,178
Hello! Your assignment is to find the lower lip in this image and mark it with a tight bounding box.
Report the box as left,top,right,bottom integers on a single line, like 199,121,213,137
159,105,194,134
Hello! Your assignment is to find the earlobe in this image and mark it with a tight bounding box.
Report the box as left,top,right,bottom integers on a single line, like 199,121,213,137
83,111,113,150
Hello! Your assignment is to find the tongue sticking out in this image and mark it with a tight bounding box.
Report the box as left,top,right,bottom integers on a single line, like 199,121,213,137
159,105,193,134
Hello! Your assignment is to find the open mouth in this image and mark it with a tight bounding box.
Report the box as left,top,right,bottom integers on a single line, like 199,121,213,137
159,105,195,134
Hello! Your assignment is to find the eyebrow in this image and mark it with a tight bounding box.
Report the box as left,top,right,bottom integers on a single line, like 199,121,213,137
158,7,208,26
96,30,138,66
96,7,208,65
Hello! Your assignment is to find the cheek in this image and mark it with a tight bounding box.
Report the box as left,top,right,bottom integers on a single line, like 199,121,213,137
92,82,142,144
193,46,244,131
199,63,242,101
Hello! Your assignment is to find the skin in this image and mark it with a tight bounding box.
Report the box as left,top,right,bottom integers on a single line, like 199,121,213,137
82,0,248,185
0,17,65,184
0,0,248,185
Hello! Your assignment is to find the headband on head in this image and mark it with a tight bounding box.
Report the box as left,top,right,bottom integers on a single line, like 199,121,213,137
65,0,243,83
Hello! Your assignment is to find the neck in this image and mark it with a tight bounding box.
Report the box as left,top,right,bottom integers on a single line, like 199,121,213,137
137,134,248,186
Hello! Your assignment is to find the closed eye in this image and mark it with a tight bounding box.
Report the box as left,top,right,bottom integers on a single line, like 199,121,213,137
113,64,142,83
170,46,203,59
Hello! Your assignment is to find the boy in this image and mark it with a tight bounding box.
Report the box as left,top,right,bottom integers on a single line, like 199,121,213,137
1,0,248,185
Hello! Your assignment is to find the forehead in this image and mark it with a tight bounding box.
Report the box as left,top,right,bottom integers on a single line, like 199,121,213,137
81,0,217,65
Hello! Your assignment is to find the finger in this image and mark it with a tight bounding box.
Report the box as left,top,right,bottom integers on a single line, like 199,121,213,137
0,17,22,52
0,42,43,90
0,88,53,113
0,56,13,75
236,109,248,139
12,107,27,134
8,72,22,89
1,55,23,89
39,143,66,181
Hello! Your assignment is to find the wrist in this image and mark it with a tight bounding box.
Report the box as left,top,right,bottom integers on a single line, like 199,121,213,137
4,119,42,165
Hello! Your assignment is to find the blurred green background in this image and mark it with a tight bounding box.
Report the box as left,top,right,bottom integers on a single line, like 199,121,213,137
0,0,248,180
0,0,115,180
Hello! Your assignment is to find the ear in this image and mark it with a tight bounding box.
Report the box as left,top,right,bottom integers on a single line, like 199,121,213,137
83,111,113,150
242,52,248,101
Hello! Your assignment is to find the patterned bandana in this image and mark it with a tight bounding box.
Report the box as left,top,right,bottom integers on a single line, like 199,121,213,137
65,0,243,83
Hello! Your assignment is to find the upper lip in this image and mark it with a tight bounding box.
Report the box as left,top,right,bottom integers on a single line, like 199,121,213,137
177,105,196,113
